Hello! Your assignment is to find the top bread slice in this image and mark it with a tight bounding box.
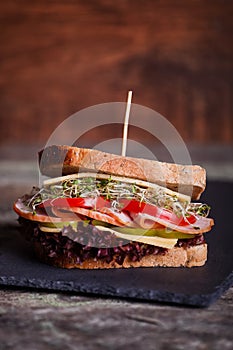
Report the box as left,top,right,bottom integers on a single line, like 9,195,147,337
39,145,206,200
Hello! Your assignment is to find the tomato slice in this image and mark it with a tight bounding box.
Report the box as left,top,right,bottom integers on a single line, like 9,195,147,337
119,199,196,227
39,197,111,210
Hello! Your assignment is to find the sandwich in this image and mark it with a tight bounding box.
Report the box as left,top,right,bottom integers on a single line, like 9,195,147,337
13,145,214,269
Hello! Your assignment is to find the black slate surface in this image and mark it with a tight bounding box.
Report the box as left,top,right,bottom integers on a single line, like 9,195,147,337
0,181,233,307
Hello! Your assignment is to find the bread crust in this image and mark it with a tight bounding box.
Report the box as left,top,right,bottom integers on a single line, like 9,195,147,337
33,242,207,269
39,145,206,200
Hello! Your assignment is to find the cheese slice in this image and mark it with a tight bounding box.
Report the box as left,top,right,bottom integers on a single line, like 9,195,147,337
95,225,177,249
39,225,61,233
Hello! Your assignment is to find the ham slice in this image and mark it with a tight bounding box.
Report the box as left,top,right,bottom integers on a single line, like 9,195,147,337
55,206,133,227
14,199,125,227
13,199,78,223
132,212,214,234
98,207,134,226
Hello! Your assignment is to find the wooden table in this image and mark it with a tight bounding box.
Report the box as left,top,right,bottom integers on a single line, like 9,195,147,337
1,155,233,349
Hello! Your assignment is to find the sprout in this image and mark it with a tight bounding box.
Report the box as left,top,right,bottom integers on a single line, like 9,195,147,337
23,176,210,221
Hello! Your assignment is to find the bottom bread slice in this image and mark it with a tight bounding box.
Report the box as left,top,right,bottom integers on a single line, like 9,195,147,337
34,242,207,269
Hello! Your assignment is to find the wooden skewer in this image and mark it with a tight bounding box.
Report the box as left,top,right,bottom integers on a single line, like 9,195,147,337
121,90,133,157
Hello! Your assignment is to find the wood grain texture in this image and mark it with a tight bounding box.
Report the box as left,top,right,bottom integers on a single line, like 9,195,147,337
0,287,232,350
0,0,232,147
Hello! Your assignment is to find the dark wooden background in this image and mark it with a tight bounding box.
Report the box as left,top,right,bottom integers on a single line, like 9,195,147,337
0,0,232,151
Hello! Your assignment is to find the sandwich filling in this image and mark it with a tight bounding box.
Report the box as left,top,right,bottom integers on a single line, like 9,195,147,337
19,218,206,266
14,173,213,258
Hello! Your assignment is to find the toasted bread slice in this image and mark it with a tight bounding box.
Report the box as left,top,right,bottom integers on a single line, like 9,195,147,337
34,242,207,269
39,145,206,200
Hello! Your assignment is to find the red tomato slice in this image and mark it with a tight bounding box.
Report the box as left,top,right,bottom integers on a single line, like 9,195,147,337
119,199,196,227
39,197,111,210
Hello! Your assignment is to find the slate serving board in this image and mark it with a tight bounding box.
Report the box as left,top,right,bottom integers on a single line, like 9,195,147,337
0,181,232,307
